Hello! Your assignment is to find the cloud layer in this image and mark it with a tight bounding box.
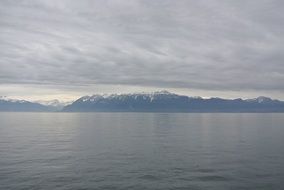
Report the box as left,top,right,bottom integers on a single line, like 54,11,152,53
0,0,284,99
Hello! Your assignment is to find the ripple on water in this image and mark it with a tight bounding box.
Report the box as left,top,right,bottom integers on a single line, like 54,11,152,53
139,174,160,181
196,175,231,182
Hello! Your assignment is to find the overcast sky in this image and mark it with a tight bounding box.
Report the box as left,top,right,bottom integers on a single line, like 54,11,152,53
0,0,284,101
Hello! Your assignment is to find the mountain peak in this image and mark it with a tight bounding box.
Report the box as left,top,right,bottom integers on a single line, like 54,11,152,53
256,96,272,101
246,96,274,103
153,90,171,94
34,99,73,108
0,96,28,103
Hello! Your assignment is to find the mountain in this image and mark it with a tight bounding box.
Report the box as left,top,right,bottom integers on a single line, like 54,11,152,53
62,91,284,112
34,99,73,111
2,92,284,112
0,97,50,112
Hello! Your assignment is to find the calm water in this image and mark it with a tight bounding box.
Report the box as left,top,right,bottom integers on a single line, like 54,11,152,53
0,113,284,190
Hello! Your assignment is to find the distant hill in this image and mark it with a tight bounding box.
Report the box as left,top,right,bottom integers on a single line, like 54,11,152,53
34,99,73,111
0,97,50,112
62,91,284,112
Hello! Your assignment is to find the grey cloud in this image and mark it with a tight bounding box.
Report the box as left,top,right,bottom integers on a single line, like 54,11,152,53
0,0,284,98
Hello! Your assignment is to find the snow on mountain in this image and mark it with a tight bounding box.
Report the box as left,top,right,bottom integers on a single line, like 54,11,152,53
245,96,276,103
1,92,284,112
78,91,185,103
63,91,284,112
34,99,73,107
0,96,29,103
0,96,50,112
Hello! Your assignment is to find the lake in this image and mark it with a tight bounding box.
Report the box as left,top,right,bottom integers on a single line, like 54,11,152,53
0,113,283,190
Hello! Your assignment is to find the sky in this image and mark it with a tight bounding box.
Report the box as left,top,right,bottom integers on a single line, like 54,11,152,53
0,0,284,101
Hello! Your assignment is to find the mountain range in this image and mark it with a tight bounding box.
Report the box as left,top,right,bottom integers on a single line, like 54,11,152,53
1,91,284,112
0,97,50,112
62,91,284,112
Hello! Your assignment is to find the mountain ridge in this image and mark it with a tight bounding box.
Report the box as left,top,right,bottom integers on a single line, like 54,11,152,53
0,98,50,112
63,91,284,112
1,91,284,112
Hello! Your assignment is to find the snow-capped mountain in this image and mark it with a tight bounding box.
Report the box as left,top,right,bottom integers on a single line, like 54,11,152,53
1,92,284,112
246,96,280,104
0,96,28,103
79,91,185,103
0,96,50,112
62,91,284,112
34,99,73,111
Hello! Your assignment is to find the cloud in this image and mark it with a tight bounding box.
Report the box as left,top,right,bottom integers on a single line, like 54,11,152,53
0,0,284,99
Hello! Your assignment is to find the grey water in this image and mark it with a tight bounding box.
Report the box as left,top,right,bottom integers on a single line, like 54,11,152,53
0,113,284,190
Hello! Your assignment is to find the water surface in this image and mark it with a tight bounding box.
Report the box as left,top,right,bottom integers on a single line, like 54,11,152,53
0,113,284,189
